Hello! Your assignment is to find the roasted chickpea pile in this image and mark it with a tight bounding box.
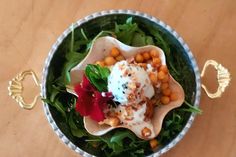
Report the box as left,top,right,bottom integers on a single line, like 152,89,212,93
133,49,178,105
95,47,125,66
96,47,178,106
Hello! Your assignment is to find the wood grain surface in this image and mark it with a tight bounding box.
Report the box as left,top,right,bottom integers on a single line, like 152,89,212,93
1,0,236,157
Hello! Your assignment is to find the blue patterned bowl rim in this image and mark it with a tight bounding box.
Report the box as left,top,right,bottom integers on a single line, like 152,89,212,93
41,9,201,157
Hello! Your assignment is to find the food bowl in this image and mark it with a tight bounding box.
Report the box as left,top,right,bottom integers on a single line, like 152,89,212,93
8,10,231,156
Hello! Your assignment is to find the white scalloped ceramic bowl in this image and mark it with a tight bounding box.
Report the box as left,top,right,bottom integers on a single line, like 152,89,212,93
41,10,201,157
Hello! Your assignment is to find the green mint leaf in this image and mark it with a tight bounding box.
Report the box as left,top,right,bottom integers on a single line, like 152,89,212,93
85,64,110,92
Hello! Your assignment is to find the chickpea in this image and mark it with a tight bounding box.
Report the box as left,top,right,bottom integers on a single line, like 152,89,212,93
161,96,170,105
149,139,158,149
135,53,144,63
95,60,105,67
110,47,120,57
141,127,152,137
170,92,178,101
162,88,171,96
153,64,161,68
150,49,159,58
157,71,165,80
104,56,116,66
159,65,168,73
152,57,161,65
142,52,151,60
149,73,158,85
162,74,169,83
92,142,99,148
161,82,169,90
108,117,120,127
115,55,125,61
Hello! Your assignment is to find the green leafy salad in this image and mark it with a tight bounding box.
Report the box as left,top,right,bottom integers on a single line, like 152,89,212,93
44,17,201,157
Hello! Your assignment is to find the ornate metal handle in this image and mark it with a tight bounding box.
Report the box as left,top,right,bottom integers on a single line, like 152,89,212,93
201,60,231,98
8,70,41,109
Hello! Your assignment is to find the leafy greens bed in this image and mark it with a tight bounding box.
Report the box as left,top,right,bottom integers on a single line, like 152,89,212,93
44,16,201,157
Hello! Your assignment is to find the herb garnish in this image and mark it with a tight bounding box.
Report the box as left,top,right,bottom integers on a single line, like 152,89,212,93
85,64,110,92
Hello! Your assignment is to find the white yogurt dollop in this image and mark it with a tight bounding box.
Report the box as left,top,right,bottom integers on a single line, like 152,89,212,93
108,61,154,105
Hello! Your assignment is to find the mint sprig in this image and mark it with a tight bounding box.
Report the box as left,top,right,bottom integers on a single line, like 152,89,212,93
85,64,110,92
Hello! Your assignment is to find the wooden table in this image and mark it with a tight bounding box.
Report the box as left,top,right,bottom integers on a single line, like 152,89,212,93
1,0,236,156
